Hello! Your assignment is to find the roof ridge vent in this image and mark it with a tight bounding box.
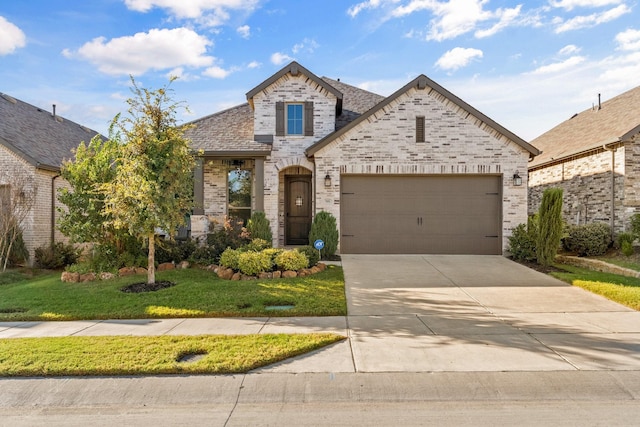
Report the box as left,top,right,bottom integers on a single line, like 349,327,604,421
1,93,17,104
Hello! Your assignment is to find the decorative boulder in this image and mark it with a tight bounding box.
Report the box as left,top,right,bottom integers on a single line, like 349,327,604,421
79,273,96,283
310,266,321,274
282,270,297,279
99,272,115,281
217,267,234,280
272,271,281,279
118,267,136,277
231,272,241,281
158,262,175,271
61,272,80,283
258,272,272,279
178,260,190,269
317,263,327,271
135,267,147,275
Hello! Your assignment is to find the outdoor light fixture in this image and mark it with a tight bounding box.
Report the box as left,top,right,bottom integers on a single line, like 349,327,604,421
324,174,331,188
295,195,303,207
513,171,523,187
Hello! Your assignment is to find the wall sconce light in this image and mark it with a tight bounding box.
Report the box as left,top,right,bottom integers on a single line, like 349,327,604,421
324,174,331,188
295,195,303,207
513,171,523,187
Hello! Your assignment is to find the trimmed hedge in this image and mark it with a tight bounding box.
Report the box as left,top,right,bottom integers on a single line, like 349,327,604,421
563,223,612,257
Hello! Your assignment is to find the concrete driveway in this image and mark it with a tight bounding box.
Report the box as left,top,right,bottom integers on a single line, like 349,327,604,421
262,254,640,373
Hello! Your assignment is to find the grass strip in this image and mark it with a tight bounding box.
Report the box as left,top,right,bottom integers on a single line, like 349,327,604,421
552,264,640,310
0,266,346,321
0,333,345,377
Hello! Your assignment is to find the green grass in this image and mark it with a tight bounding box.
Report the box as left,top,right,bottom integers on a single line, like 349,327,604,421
552,264,640,310
0,333,345,377
595,255,640,272
0,266,346,321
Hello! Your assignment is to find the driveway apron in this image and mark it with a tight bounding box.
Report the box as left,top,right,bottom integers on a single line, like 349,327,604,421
341,254,640,372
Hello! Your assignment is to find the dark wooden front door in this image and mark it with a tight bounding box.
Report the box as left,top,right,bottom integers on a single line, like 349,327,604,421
286,175,312,245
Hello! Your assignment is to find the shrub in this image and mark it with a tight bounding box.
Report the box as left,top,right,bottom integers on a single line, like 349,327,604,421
246,211,273,243
275,250,308,271
189,246,220,266
622,240,635,257
616,232,634,249
35,242,80,269
508,220,538,262
262,248,284,265
206,217,250,260
245,238,271,252
237,251,273,276
631,214,640,240
308,211,339,259
5,229,29,267
297,245,320,267
219,248,241,270
563,223,612,257
155,238,197,264
536,188,563,267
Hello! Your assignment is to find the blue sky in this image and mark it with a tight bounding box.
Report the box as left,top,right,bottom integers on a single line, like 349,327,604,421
1,0,639,141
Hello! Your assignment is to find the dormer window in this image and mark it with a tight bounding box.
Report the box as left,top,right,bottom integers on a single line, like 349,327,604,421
276,101,314,137
287,104,303,135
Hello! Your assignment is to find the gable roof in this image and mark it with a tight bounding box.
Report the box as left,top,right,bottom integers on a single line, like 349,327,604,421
321,77,385,130
246,61,343,115
306,74,540,158
529,85,640,168
0,92,101,171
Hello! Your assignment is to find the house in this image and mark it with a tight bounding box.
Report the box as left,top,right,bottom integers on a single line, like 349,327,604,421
185,61,539,255
0,92,101,262
528,86,640,234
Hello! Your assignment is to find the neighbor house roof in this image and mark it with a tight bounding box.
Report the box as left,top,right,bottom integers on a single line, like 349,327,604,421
0,92,101,171
529,85,640,168
306,75,540,158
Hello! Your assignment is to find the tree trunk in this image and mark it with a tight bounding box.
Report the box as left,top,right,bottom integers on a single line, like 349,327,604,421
148,233,155,285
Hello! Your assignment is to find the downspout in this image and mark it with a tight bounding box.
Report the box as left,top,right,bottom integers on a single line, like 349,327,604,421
51,174,60,245
603,143,617,238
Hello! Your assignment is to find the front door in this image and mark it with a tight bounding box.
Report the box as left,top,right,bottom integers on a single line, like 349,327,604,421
286,175,312,245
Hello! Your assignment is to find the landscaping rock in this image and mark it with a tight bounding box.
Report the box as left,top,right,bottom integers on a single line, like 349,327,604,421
135,267,148,275
299,268,312,277
282,270,297,278
231,272,241,281
241,274,257,281
99,272,115,281
317,263,327,271
217,267,234,280
177,260,190,269
272,270,281,279
158,262,174,271
61,271,80,283
118,267,136,277
258,272,273,279
79,273,96,283
310,266,321,274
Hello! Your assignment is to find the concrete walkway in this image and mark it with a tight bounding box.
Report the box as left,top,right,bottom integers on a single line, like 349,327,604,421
2,255,638,372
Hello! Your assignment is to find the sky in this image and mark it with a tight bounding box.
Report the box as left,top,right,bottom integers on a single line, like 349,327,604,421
1,0,640,141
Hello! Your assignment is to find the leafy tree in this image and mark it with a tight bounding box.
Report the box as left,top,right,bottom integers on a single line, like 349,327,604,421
103,78,195,284
58,135,119,246
536,188,563,267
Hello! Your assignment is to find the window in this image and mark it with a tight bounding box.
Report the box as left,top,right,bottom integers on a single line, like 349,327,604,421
228,169,252,225
275,101,314,136
287,104,303,135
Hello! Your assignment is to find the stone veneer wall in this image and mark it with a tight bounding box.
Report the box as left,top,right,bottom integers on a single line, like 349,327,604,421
312,86,531,255
528,144,628,232
252,73,338,246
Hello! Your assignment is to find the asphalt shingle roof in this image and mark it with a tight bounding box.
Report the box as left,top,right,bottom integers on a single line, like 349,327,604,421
0,93,101,170
529,85,640,168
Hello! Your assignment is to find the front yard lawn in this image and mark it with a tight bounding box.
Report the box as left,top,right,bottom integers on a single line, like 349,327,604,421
551,263,640,310
0,333,344,376
0,266,346,321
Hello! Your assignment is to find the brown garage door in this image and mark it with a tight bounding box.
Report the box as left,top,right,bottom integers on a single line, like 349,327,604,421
340,175,502,254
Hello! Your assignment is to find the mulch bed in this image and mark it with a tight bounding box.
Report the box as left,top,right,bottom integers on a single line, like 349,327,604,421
511,259,564,274
121,281,176,293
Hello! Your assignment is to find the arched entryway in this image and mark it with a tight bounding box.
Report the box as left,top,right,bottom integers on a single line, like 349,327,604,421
279,166,312,246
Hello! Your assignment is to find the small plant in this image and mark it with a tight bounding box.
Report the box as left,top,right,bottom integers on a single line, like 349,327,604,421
155,238,197,264
246,212,273,243
563,223,612,256
189,246,219,266
237,251,273,275
508,221,537,262
308,211,339,259
297,246,320,267
275,250,308,271
219,248,241,270
622,240,635,257
630,214,640,240
35,242,80,269
206,217,250,258
617,232,635,257
245,238,271,252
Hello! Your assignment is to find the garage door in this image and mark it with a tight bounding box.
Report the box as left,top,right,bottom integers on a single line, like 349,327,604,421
340,175,502,254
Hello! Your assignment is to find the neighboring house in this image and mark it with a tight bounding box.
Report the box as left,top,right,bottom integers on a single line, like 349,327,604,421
528,86,640,234
185,61,539,255
0,92,101,263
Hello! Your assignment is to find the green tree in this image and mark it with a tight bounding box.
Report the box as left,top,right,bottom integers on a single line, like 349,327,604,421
308,211,339,259
58,135,119,245
536,188,563,267
103,78,194,284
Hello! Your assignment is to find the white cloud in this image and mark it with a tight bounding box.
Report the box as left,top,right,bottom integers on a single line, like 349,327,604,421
202,65,232,78
554,4,630,33
124,0,260,27
247,60,261,68
0,16,26,55
292,38,319,54
347,0,388,18
65,28,214,76
270,52,293,65
558,44,581,55
550,0,623,11
530,55,586,74
435,47,483,71
236,24,250,38
616,28,640,51
475,5,522,38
